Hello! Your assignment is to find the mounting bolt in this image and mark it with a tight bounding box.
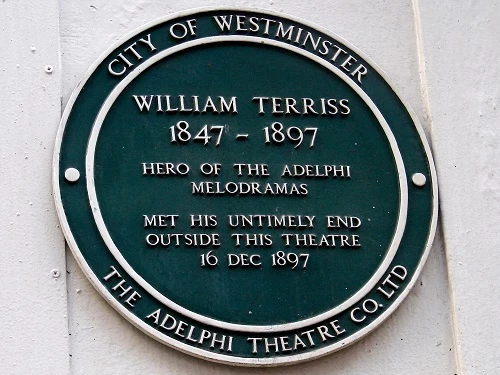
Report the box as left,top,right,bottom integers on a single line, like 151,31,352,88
411,173,427,187
65,168,80,183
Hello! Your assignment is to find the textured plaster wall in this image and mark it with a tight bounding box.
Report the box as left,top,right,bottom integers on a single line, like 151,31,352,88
419,1,500,374
0,0,498,374
0,1,70,374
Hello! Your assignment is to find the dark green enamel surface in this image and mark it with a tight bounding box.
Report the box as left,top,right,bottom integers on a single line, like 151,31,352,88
57,9,435,361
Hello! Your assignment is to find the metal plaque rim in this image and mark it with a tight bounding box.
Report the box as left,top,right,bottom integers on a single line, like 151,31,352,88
53,6,439,366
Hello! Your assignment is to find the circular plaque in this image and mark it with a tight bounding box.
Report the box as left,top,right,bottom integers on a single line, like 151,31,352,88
54,8,438,366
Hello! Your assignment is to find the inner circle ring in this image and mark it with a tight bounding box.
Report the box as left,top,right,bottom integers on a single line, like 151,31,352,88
85,35,409,333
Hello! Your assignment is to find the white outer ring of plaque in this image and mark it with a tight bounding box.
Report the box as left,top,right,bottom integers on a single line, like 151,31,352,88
53,7,439,366
85,35,408,333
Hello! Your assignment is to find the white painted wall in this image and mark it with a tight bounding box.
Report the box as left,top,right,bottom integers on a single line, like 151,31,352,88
419,1,500,374
0,1,70,374
1,0,498,373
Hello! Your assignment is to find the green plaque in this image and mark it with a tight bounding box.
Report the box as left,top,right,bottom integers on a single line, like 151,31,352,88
54,8,438,366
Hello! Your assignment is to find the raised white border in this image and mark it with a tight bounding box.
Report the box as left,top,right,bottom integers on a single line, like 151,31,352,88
85,36,408,333
53,7,438,366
